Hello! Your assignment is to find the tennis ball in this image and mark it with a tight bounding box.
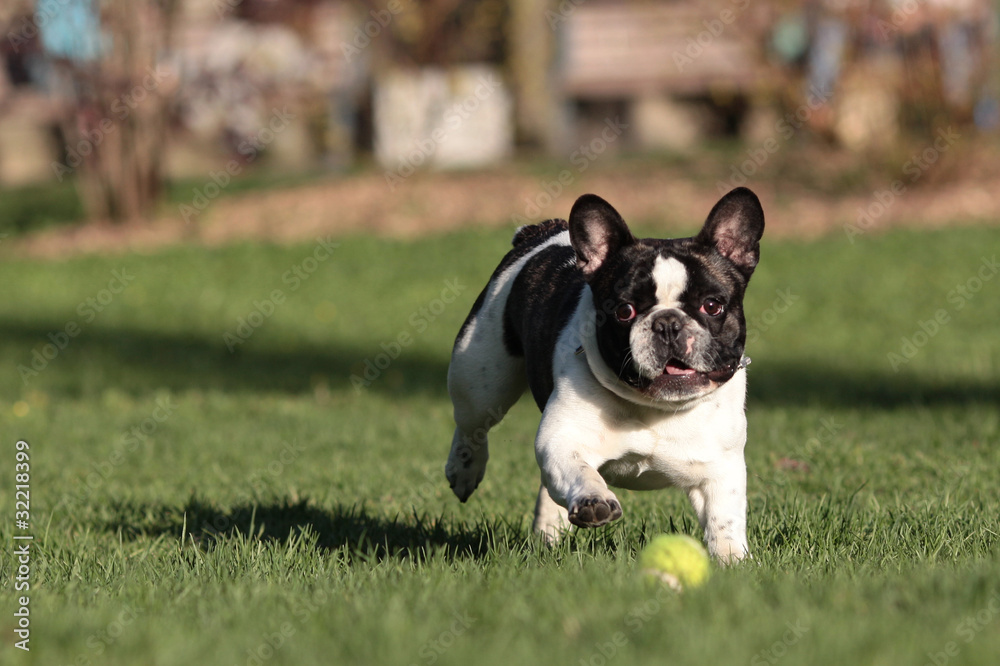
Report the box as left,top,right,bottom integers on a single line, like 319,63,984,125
638,534,711,591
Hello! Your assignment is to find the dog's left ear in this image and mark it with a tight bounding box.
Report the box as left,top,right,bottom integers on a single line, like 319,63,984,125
569,194,635,278
696,187,765,277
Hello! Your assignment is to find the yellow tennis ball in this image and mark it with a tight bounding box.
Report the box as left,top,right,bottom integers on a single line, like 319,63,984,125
638,534,711,591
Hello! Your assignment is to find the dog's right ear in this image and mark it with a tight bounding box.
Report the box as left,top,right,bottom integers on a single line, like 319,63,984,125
569,194,635,278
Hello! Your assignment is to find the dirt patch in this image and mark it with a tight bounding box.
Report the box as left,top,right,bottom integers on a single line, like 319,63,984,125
12,158,1000,258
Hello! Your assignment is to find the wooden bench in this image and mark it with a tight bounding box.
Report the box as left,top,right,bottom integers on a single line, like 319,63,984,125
560,0,767,99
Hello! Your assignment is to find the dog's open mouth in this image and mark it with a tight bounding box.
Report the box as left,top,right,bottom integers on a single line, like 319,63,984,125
654,358,743,387
664,359,698,377
647,359,709,395
633,355,750,399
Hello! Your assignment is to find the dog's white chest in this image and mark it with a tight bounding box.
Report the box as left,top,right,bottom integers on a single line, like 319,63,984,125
592,373,748,491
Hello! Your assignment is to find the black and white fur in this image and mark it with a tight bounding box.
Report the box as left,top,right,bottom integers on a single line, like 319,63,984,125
445,188,765,562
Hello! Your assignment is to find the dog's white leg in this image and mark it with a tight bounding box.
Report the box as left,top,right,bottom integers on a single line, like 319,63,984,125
555,466,623,529
687,458,749,563
534,406,623,529
446,323,526,502
532,480,571,542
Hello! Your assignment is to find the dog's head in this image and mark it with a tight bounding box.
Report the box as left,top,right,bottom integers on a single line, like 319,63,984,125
571,188,765,406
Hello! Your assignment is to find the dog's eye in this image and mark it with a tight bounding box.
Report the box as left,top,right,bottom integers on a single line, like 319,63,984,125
615,303,637,322
700,298,725,316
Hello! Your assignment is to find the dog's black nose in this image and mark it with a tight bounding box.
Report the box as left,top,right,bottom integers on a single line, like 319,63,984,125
651,310,684,342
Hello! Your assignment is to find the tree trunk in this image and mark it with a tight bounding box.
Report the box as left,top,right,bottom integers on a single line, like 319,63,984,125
508,0,568,154
54,0,176,223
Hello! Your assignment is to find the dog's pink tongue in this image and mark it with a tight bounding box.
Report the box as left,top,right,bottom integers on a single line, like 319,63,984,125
665,362,696,376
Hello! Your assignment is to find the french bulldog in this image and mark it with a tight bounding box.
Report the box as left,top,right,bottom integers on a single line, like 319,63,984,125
445,188,764,562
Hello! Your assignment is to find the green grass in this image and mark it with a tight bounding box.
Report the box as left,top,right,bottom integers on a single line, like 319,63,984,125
0,222,999,665
0,181,84,235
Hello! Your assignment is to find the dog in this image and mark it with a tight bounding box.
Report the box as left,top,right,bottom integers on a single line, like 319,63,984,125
445,188,764,562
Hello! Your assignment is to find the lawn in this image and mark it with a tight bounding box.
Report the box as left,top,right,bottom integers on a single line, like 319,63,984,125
0,219,998,665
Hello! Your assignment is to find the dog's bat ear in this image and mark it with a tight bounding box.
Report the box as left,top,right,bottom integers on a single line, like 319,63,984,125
697,187,765,276
569,194,635,278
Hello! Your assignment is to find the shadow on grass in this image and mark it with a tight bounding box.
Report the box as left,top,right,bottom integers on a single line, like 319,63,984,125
747,359,1000,409
2,321,997,408
0,322,447,398
97,496,533,563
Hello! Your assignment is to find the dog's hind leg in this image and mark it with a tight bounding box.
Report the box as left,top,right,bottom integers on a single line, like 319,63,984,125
445,223,570,502
445,313,526,502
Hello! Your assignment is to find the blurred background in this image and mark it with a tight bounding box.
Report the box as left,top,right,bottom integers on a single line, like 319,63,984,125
0,0,998,246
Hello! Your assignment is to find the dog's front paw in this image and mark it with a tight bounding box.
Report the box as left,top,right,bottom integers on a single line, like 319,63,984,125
567,495,623,527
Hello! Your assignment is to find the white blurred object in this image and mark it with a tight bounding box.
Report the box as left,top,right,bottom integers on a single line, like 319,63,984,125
835,64,900,152
172,21,314,141
632,94,704,152
374,64,513,172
